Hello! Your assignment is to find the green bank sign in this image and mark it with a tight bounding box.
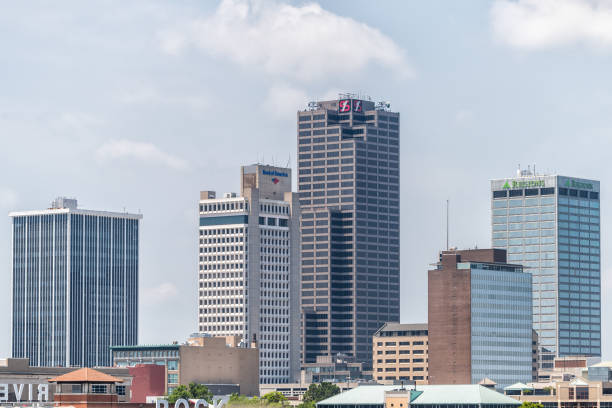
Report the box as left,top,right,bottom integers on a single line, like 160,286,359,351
564,179,594,190
502,180,545,189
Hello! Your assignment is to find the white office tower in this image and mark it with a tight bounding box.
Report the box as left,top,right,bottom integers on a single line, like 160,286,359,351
198,164,301,384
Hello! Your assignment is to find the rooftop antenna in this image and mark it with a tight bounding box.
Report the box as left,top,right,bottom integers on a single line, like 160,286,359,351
446,199,450,250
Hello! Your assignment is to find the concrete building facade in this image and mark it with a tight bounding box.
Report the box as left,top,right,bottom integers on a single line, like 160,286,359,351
197,164,301,384
111,336,259,396
10,198,141,367
428,249,533,389
491,170,601,368
298,96,400,367
372,323,428,384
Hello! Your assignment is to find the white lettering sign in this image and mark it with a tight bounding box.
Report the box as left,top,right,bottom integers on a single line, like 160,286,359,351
0,384,50,402
156,399,224,408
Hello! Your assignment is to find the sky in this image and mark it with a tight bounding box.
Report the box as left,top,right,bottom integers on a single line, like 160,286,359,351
1,0,612,360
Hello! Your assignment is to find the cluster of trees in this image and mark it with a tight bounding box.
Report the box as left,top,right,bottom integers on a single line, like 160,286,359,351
166,381,341,407
167,383,214,404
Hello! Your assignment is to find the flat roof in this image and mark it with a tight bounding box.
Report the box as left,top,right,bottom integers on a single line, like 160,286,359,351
374,322,428,336
110,344,180,351
9,208,142,219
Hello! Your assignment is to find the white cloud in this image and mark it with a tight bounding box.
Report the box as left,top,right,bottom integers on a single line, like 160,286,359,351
141,282,179,306
96,139,189,170
158,0,412,81
263,84,308,118
118,86,208,110
492,0,612,49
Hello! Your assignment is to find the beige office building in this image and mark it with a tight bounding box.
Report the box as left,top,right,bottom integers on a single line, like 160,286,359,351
372,323,428,384
111,335,259,396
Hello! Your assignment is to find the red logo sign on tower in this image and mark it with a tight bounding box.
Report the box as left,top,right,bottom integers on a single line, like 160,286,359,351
338,99,352,113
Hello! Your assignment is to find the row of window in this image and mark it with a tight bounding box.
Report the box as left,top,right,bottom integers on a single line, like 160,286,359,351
200,201,245,212
375,341,426,346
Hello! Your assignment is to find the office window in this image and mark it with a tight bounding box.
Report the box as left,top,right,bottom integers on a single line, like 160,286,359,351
91,385,107,394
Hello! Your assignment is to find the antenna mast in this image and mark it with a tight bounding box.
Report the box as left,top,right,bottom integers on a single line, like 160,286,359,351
446,199,450,250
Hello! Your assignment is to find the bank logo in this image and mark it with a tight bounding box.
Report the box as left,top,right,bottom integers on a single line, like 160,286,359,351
272,177,280,184
339,99,351,113
564,179,594,190
353,100,362,112
502,179,545,189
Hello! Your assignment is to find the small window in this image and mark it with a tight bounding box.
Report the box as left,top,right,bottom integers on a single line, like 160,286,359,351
116,386,126,396
267,218,277,226
525,188,538,196
590,192,599,200
259,217,265,225
91,385,107,394
541,187,555,195
509,189,523,197
579,190,588,198
569,189,578,197
493,190,507,198
558,187,568,195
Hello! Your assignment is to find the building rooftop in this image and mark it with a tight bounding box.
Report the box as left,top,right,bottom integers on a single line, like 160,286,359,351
49,368,123,384
374,322,428,336
110,344,180,350
9,196,142,219
317,385,521,406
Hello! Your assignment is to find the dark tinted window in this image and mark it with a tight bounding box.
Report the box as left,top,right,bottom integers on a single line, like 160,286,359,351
558,188,568,196
569,189,578,197
525,188,538,196
541,188,555,195
579,190,588,198
493,190,507,198
590,192,599,200
509,189,523,197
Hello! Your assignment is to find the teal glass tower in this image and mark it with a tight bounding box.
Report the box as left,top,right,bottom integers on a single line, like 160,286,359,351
491,170,601,369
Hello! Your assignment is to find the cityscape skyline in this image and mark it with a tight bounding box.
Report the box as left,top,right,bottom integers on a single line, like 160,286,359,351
2,0,612,366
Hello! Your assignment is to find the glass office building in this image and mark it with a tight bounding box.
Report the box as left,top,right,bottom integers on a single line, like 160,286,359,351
297,96,400,366
10,197,141,367
429,249,532,389
470,262,533,387
491,172,601,368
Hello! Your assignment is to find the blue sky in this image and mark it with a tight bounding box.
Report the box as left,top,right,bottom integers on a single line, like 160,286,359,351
2,0,612,359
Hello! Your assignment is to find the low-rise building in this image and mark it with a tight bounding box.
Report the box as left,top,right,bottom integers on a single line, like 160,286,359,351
0,358,132,403
372,323,428,384
301,354,369,384
111,335,258,396
316,384,521,408
505,378,612,408
49,367,153,408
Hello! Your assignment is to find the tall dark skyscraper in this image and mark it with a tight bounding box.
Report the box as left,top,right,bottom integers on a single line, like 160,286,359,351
298,95,400,366
10,197,141,367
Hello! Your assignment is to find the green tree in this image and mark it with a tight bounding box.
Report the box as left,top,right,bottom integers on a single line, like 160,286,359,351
262,391,287,404
520,402,543,408
296,402,316,408
167,382,213,404
302,382,340,403
188,383,214,402
167,385,191,404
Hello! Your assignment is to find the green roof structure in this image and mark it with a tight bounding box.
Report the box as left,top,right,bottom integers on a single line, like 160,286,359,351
504,382,533,391
317,384,521,407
